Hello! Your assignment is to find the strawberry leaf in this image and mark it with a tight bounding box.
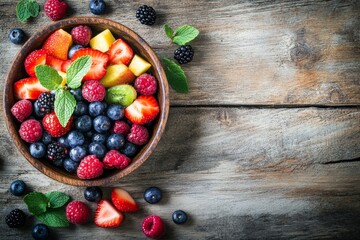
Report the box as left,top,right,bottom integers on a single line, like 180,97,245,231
162,58,189,93
37,207,70,227
35,65,63,91
54,89,76,127
164,24,174,39
66,56,92,89
173,25,199,45
23,192,49,216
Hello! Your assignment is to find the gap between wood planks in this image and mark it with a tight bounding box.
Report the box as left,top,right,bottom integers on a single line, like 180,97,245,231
171,104,360,109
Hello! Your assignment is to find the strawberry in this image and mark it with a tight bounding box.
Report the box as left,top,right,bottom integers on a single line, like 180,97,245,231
71,48,109,81
107,38,134,65
42,29,72,60
111,188,139,212
42,112,73,137
94,200,124,228
45,55,66,72
77,155,103,179
44,0,68,21
24,49,47,77
124,95,160,125
14,77,48,100
62,60,72,72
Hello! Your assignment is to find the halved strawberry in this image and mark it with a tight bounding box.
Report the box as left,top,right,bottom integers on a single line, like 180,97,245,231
111,188,139,212
71,48,109,81
94,200,124,228
124,95,160,125
14,77,49,100
107,38,134,65
42,29,72,60
46,55,65,72
62,60,72,72
24,49,47,77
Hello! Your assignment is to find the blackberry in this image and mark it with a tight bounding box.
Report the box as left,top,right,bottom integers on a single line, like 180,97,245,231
5,209,26,228
37,92,55,114
174,45,194,64
136,5,156,25
47,142,67,161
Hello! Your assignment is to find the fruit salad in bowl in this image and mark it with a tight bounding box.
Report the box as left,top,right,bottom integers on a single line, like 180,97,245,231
4,17,169,186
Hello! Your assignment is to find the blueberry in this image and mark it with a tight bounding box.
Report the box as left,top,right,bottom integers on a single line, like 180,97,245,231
88,142,106,159
8,28,26,44
89,0,106,15
68,45,84,59
120,142,138,157
58,136,70,148
67,130,85,148
74,102,88,116
144,187,162,204
63,158,79,173
84,186,103,202
29,142,46,158
9,180,26,196
41,132,52,145
53,158,64,167
93,115,111,133
89,101,106,117
92,133,107,144
106,104,124,121
75,115,92,132
69,145,87,162
32,223,49,240
172,210,188,224
34,100,45,118
106,133,125,150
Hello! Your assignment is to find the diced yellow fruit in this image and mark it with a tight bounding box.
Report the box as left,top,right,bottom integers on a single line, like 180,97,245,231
100,64,136,88
58,71,67,86
89,29,116,53
128,54,152,76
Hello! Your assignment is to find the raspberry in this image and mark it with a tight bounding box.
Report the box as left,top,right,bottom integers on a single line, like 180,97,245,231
42,112,73,137
71,25,92,46
77,155,104,179
136,5,156,26
47,142,67,161
112,121,131,135
44,0,68,21
103,150,131,169
127,124,149,145
134,74,157,96
142,215,165,239
82,80,106,102
174,45,194,64
5,209,26,228
37,92,55,115
65,201,91,224
11,100,33,122
19,119,43,143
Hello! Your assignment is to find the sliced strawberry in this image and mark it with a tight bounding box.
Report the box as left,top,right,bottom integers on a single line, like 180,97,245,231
124,95,160,125
107,38,134,65
111,188,139,212
24,49,47,77
46,55,65,72
62,60,72,72
71,48,109,81
42,29,72,60
94,200,124,228
14,77,49,100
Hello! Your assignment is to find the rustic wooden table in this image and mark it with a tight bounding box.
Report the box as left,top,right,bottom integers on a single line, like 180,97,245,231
1,0,359,239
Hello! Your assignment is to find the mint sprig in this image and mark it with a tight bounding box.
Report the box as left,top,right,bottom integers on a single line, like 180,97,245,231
164,24,199,45
45,191,70,209
16,0,40,22
162,58,189,93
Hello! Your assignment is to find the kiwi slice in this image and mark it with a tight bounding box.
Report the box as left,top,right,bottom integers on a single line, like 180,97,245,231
105,84,137,107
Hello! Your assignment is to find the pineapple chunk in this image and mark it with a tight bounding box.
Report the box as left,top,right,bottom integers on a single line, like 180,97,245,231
128,54,152,76
58,71,67,86
89,29,115,53
100,64,136,88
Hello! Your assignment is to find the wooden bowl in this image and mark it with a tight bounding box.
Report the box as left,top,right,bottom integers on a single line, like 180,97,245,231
3,17,169,186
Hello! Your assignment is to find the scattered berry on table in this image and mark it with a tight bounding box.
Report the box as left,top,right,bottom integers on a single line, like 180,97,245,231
71,25,92,46
57,136,70,148
44,0,68,21
88,142,106,159
84,186,103,202
11,99,33,122
63,158,79,173
77,155,103,179
19,119,43,143
42,131,53,145
5,209,26,228
172,210,188,224
75,115,92,132
142,215,165,239
94,200,124,228
89,0,106,15
106,133,125,150
111,188,139,212
66,200,91,225
106,104,124,121
47,142,67,161
112,120,130,135
127,124,149,145
9,180,26,196
89,101,106,117
37,92,55,115
8,28,26,44
30,142,47,159
92,133,107,144
74,102,89,116
120,142,138,157
69,145,87,162
174,45,194,64
70,87,84,101
82,80,106,102
93,115,112,133
103,150,131,169
67,130,85,148
32,223,49,240
144,187,162,204
134,73,157,96
136,5,156,26
43,112,73,137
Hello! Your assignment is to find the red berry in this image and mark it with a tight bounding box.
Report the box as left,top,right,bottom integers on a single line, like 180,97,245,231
42,113,72,138
66,201,91,225
19,119,43,143
24,49,47,77
103,150,131,169
142,215,165,239
134,73,157,96
112,121,131,135
127,124,149,145
77,155,103,179
71,25,92,46
44,0,68,21
82,80,106,102
11,100,33,122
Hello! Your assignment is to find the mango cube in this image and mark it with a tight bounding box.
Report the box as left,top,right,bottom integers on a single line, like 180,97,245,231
58,71,67,86
100,64,136,88
128,54,152,76
90,29,115,53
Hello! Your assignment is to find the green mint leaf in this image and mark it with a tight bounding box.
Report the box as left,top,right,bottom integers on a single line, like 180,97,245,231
35,65,63,90
162,58,189,93
54,89,76,127
45,191,70,209
66,56,92,89
23,192,49,216
37,207,70,228
16,0,31,22
26,0,40,17
173,25,199,45
164,24,174,39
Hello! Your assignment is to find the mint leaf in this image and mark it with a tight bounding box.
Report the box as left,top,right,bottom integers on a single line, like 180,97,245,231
27,0,40,17
35,65,63,90
23,192,49,216
173,25,199,45
45,191,69,209
162,58,189,93
66,56,92,89
16,0,31,22
37,207,70,227
164,24,174,39
54,89,76,127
